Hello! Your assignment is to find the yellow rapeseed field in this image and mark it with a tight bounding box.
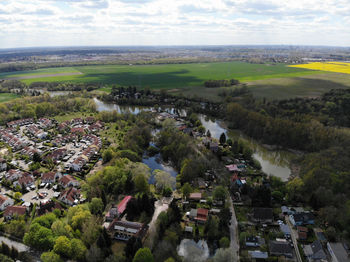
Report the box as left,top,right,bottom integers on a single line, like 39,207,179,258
289,62,350,74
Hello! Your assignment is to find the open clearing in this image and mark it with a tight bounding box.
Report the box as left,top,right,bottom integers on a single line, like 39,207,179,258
0,93,20,103
6,72,83,80
0,62,319,89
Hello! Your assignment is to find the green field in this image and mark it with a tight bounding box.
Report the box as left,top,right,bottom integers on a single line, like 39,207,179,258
0,62,319,89
2,61,348,100
0,93,20,103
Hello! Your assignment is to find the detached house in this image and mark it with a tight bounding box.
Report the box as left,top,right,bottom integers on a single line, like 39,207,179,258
6,169,23,182
0,195,14,211
290,212,315,226
0,158,7,171
41,172,61,184
4,205,26,220
13,174,34,189
59,175,80,188
59,187,81,206
189,208,209,223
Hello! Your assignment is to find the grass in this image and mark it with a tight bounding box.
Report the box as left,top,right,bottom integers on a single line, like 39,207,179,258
0,62,317,89
247,72,350,100
53,112,95,122
0,93,20,103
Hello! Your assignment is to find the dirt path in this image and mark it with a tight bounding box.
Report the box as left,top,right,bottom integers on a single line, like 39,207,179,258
5,72,83,80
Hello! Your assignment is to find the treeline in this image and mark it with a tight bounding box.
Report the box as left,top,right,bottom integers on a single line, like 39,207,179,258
204,79,239,88
259,88,350,127
226,102,340,151
218,85,251,98
0,95,96,125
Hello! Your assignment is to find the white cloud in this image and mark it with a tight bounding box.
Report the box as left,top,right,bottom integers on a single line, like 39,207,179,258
0,0,349,48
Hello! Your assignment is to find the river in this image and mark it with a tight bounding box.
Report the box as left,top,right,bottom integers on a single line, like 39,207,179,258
94,98,294,181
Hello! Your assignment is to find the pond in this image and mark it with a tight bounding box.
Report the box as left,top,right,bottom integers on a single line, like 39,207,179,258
199,114,294,181
94,98,295,181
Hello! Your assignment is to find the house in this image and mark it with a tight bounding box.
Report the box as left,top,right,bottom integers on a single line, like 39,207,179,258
4,206,26,220
226,164,243,173
297,226,308,241
189,208,209,223
71,118,83,125
0,158,7,171
327,242,350,262
47,148,67,163
281,206,293,215
13,175,34,188
6,169,23,182
71,156,87,172
189,192,202,201
108,219,145,241
290,212,315,226
41,172,61,184
36,200,63,216
269,240,293,258
280,223,291,237
248,251,269,260
71,127,85,134
59,187,80,206
303,240,328,262
85,117,95,124
59,175,80,188
251,208,273,224
0,195,14,211
38,118,53,129
245,236,264,247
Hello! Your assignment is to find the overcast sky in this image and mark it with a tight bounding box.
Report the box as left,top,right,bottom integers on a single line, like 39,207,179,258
0,0,349,48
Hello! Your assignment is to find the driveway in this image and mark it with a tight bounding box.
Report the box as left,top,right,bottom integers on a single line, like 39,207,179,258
22,188,55,204
145,196,173,248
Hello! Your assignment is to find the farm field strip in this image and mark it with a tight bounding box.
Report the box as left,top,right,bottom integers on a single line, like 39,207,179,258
1,62,318,88
289,62,350,74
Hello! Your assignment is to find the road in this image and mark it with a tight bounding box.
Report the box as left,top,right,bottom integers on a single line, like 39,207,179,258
144,196,173,249
286,216,303,262
228,198,240,262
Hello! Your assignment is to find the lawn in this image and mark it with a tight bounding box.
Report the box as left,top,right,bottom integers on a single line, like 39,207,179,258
1,62,318,89
0,93,20,103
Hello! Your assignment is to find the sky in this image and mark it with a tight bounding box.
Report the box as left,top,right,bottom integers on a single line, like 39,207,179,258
0,0,349,48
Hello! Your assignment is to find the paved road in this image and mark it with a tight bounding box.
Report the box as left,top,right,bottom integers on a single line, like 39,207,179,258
228,198,240,261
286,216,303,262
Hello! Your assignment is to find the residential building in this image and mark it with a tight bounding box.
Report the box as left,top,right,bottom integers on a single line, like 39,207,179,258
105,196,133,221
0,195,14,211
189,192,202,201
41,172,61,184
290,212,315,226
13,174,34,188
37,200,63,216
59,187,81,206
0,158,7,171
4,206,26,220
59,175,80,188
108,220,145,241
269,240,293,258
303,240,328,262
189,208,209,223
248,251,269,260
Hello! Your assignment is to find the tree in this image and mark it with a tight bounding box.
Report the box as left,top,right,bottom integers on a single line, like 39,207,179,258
134,173,149,194
132,248,154,262
71,238,87,261
153,170,176,193
219,132,226,144
41,251,63,262
33,152,42,163
212,248,235,262
206,130,211,138
89,198,104,215
213,186,227,202
103,149,114,163
181,183,192,198
219,237,230,248
53,236,71,258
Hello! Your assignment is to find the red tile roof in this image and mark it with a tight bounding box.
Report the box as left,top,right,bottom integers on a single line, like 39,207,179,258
117,196,132,215
4,205,26,217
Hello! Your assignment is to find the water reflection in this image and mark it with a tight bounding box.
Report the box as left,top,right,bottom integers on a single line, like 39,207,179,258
93,98,294,181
